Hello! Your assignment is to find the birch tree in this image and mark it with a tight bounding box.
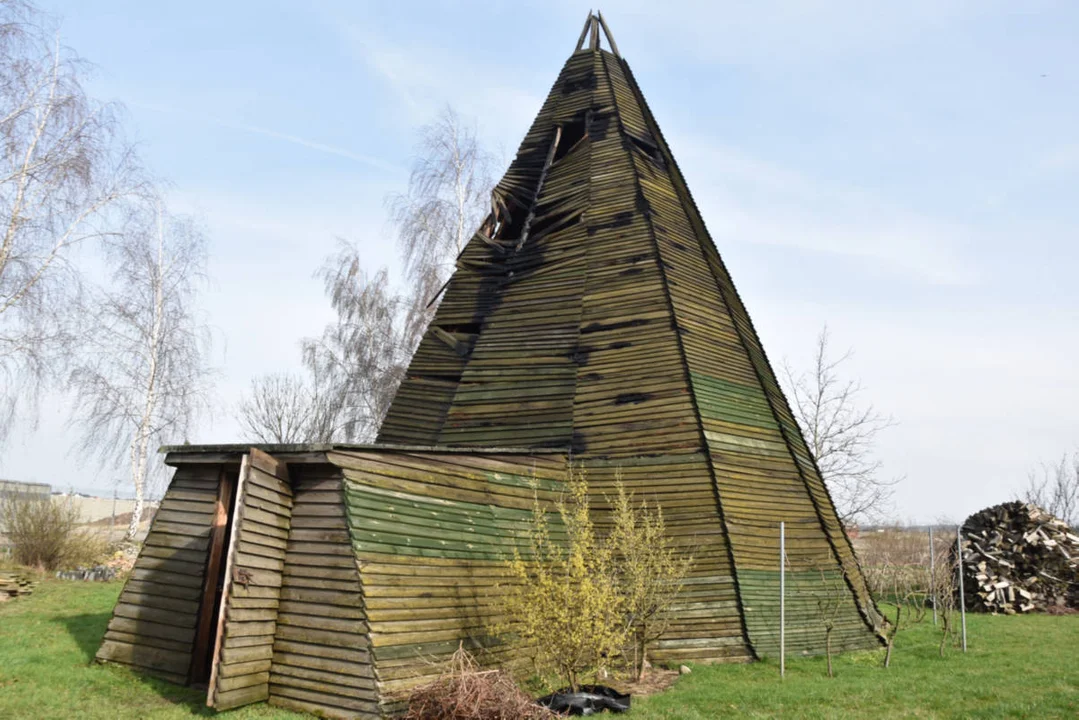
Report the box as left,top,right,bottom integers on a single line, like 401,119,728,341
387,105,496,296
261,108,495,442
301,242,419,441
0,1,141,443
69,200,211,540
783,327,897,524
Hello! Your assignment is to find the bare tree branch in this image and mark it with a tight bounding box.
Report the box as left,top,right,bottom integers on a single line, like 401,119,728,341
0,1,144,444
68,198,212,540
236,369,345,444
387,105,496,299
783,326,898,524
1020,453,1078,526
299,242,421,441
288,108,495,442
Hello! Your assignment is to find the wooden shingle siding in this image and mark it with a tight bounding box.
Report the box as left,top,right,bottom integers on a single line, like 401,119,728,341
375,39,882,661
96,464,221,682
268,465,378,720
336,450,565,713
584,456,752,663
611,54,882,650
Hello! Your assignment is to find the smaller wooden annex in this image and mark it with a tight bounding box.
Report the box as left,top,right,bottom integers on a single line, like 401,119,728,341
96,444,568,718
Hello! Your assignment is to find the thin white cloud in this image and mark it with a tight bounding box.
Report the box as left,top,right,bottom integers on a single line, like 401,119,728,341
227,121,403,174
329,24,544,154
130,100,402,174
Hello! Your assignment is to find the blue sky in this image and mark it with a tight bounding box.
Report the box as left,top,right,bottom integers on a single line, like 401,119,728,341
3,1,1077,522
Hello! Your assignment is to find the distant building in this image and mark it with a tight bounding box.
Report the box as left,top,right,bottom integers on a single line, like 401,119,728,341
0,479,50,497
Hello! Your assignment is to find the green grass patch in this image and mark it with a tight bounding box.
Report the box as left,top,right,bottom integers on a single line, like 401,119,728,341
633,607,1079,719
1,583,1077,719
0,579,304,719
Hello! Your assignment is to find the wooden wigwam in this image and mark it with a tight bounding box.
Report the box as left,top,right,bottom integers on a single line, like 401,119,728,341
96,13,883,718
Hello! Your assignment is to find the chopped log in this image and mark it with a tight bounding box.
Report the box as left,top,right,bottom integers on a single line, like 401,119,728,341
958,502,1078,614
0,571,36,601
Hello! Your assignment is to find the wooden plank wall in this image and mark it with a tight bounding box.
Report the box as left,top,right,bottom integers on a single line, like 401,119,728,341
330,450,566,715
96,464,222,682
597,51,881,655
209,454,293,710
372,37,882,661
268,465,379,720
584,456,751,663
610,51,883,652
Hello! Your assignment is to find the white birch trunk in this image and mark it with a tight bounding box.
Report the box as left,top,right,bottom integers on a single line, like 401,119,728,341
124,205,165,540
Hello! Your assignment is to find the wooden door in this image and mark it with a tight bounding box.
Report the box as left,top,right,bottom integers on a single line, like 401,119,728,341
207,448,293,710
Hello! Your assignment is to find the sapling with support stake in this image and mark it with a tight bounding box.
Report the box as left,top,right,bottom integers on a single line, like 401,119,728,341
779,520,785,679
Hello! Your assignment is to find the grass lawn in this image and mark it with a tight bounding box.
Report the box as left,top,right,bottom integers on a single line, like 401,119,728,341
632,611,1079,719
0,579,304,719
1,579,1077,719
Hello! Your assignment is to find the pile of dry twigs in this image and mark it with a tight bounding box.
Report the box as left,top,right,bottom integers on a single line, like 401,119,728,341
404,644,555,720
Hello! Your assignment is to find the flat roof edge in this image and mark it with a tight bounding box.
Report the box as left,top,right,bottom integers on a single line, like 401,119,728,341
159,442,568,456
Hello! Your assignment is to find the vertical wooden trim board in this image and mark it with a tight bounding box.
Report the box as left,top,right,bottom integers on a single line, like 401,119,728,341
207,449,294,711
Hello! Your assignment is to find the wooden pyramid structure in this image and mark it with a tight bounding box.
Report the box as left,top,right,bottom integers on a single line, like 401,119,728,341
378,12,883,659
94,14,882,719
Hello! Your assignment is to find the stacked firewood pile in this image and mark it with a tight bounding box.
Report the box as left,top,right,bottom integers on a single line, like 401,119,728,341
0,571,35,601
959,502,1079,614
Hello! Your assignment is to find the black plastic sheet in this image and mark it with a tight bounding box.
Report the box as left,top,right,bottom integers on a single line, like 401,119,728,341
536,685,631,715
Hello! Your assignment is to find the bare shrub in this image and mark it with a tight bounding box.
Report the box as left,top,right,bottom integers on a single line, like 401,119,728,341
608,478,692,682
858,526,934,599
403,645,555,720
1020,453,1078,526
0,492,104,570
783,327,898,524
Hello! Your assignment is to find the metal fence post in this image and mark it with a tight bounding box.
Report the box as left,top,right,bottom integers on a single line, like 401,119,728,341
956,526,967,652
780,520,785,678
929,526,937,625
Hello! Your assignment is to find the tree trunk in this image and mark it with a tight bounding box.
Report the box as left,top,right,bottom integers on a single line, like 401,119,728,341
124,205,166,542
825,626,833,677
637,630,647,682
126,487,144,540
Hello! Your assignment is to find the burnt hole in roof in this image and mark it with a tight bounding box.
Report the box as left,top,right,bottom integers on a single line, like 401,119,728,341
581,372,603,382
627,134,665,167
672,242,689,252
586,210,634,236
554,117,588,162
635,192,653,216
609,341,631,350
562,73,597,95
620,267,644,277
571,431,588,454
530,208,578,240
440,323,482,335
581,318,649,334
615,392,652,405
